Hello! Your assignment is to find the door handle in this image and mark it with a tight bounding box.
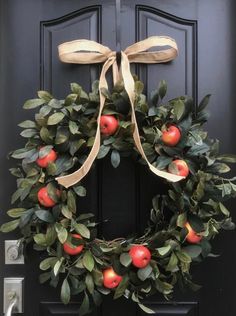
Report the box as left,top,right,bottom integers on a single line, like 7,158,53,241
5,292,17,316
3,278,24,314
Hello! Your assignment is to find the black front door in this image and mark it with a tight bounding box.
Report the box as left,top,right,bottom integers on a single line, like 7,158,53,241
1,1,236,315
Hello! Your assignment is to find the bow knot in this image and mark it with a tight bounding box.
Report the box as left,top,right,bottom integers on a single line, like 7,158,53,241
56,36,184,188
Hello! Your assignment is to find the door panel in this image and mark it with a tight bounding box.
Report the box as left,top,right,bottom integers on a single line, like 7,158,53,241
136,5,197,102
41,6,102,93
1,1,236,316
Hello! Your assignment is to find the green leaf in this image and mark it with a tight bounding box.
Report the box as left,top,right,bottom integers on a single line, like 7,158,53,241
166,252,178,272
155,279,173,295
11,148,36,159
137,264,152,281
65,93,78,106
23,98,45,109
40,257,57,271
173,99,185,121
56,224,68,244
142,143,154,156
188,214,204,233
70,139,86,155
38,90,53,102
92,269,103,286
40,105,52,116
138,304,155,314
54,258,64,276
119,121,132,129
47,112,65,125
216,183,232,197
156,156,172,169
157,245,171,256
40,127,52,144
39,146,53,159
120,253,132,267
87,137,95,147
101,87,111,99
73,185,87,197
176,250,191,263
114,274,129,299
150,89,159,106
77,213,95,221
92,290,102,306
74,223,90,239
20,129,37,138
187,143,209,156
39,272,51,284
158,80,167,99
71,82,82,94
46,225,57,245
67,191,76,213
61,205,72,219
83,251,95,272
78,292,90,316
135,81,144,94
55,127,69,145
35,210,55,223
111,150,120,168
61,278,71,304
69,121,78,134
85,273,94,294
47,182,59,203
200,239,212,258
48,99,62,109
193,179,205,201
167,161,179,175
34,233,47,246
97,145,110,159
177,213,187,228
217,154,236,163
198,94,211,112
18,120,37,128
19,209,34,228
208,162,230,174
221,218,235,230
148,106,157,116
219,202,230,217
0,219,19,232
9,168,23,177
7,208,26,218
183,245,202,259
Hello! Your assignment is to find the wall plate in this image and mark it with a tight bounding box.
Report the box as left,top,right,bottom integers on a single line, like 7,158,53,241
3,277,24,313
5,240,24,264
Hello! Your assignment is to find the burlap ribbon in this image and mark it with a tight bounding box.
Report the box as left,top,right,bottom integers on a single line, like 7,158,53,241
56,36,184,188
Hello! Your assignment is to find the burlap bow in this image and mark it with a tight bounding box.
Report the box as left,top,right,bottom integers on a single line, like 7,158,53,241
56,36,184,188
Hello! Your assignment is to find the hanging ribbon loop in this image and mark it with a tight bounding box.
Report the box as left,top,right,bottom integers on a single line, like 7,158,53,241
56,36,184,188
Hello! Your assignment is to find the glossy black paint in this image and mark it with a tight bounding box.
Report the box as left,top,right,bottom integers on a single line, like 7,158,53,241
0,1,236,315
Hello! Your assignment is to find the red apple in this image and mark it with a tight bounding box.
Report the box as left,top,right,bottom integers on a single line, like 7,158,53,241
103,267,122,289
129,245,151,268
162,125,181,146
168,159,189,177
36,147,57,168
185,222,202,244
100,115,118,136
37,186,60,207
63,234,84,255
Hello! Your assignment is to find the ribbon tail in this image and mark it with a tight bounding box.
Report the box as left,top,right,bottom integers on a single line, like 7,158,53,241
120,52,184,183
56,57,115,188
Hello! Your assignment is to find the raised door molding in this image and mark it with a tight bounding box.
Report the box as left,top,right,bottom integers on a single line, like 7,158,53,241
40,6,101,94
136,5,197,103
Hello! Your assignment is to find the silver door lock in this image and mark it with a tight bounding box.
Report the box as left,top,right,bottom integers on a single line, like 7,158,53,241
5,240,24,264
4,278,24,314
